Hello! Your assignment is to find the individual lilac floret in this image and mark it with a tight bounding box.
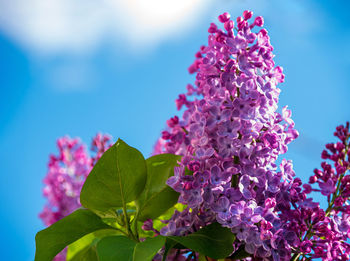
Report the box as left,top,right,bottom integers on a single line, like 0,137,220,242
154,10,298,260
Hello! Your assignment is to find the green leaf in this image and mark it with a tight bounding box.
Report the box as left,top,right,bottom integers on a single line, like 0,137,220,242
67,229,121,261
80,139,147,217
133,236,165,261
97,236,136,261
68,246,98,261
35,209,112,261
97,236,165,261
67,233,99,261
136,154,181,221
168,222,235,259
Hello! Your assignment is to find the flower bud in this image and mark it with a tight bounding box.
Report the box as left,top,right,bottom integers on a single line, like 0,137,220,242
218,12,230,23
224,20,234,32
254,16,264,27
243,10,253,20
208,23,217,33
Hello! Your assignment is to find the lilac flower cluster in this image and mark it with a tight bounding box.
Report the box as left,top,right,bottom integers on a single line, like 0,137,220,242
39,134,112,260
282,122,350,261
40,134,112,226
153,11,299,260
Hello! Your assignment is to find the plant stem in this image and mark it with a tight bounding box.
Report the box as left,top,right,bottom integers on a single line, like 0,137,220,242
291,253,301,261
113,226,129,236
122,201,136,241
133,209,140,241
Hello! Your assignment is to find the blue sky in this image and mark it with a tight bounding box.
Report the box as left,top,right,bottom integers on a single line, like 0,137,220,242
0,0,349,259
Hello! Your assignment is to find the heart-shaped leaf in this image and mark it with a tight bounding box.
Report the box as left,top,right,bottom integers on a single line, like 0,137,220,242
80,139,147,217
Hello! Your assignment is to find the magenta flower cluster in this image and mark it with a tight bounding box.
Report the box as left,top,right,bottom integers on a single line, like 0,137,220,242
40,133,112,226
282,122,350,260
39,134,112,260
153,10,300,260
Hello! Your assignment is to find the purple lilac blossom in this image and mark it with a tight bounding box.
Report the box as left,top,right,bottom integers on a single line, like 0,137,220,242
153,10,299,260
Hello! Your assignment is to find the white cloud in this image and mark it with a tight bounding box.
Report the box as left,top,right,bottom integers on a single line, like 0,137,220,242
0,0,324,92
0,0,210,55
0,0,324,55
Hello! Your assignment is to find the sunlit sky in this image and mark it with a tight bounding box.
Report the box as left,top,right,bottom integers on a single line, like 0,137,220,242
0,0,349,259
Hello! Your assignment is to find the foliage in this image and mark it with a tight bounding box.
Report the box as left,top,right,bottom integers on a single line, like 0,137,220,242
36,139,236,260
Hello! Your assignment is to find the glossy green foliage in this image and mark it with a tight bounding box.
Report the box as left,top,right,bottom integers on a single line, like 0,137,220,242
67,229,121,261
97,235,165,261
136,154,180,221
80,139,147,217
164,222,235,259
35,209,112,261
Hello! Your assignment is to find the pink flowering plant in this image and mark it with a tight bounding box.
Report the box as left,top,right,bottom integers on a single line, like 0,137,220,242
35,11,350,261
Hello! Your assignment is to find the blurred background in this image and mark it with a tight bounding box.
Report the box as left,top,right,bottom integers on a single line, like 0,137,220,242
0,0,349,259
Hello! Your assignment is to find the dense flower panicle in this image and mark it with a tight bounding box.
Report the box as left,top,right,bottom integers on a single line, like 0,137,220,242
40,134,112,226
283,122,350,261
39,137,91,226
153,11,299,260
39,134,112,260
